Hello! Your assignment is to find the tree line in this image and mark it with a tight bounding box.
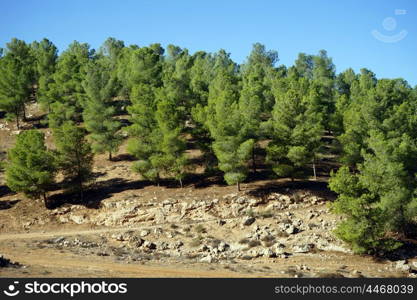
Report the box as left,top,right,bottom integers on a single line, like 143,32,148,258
0,37,416,254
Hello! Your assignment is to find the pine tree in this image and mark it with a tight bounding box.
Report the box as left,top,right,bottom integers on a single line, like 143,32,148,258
54,122,94,201
329,166,389,254
127,82,188,185
31,38,58,112
154,86,188,187
82,59,122,160
331,78,417,253
189,51,217,170
49,41,93,118
266,77,323,180
0,38,35,128
205,69,253,191
5,130,56,207
125,45,166,183
126,83,162,182
239,43,278,174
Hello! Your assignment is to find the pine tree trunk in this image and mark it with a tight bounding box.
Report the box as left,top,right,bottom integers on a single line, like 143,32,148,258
179,178,183,188
237,181,240,192
15,107,20,129
252,145,256,174
22,103,27,121
312,157,317,180
109,151,112,161
80,184,84,202
43,192,48,208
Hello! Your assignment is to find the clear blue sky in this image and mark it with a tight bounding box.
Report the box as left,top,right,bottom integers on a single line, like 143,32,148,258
1,0,416,85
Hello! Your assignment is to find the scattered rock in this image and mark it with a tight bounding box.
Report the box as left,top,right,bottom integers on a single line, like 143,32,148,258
140,230,150,237
243,217,256,226
217,220,226,226
285,224,298,235
143,241,157,250
53,236,65,244
395,260,411,272
262,248,275,258
293,244,314,253
200,255,214,263
69,215,85,224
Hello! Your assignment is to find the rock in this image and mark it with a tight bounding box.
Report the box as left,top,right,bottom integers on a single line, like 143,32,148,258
200,255,214,263
111,233,125,241
199,245,209,252
156,241,169,250
143,241,157,250
243,217,256,226
395,260,411,272
217,220,226,226
249,198,262,207
277,252,291,259
236,197,248,205
410,261,417,272
140,230,150,237
262,248,275,258
53,236,65,244
293,244,314,253
316,243,351,253
218,242,229,252
69,215,85,224
135,238,144,247
285,224,298,235
274,243,286,254
248,249,262,258
172,241,184,249
297,264,310,271
229,243,246,252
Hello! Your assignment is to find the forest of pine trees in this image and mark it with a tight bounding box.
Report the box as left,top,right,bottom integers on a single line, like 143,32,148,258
1,37,417,254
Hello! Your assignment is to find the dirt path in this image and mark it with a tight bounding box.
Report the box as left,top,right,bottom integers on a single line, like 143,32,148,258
0,248,251,277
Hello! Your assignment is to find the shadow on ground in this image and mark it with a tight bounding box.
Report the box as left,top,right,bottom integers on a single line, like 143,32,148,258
0,199,20,210
246,179,338,202
0,185,14,198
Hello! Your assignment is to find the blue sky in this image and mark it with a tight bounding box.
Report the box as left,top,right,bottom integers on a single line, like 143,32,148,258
1,0,416,85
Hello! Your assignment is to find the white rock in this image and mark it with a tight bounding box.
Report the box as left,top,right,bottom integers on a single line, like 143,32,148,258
263,248,275,258
200,255,214,263
395,260,411,272
69,215,85,224
293,244,313,253
140,230,150,237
